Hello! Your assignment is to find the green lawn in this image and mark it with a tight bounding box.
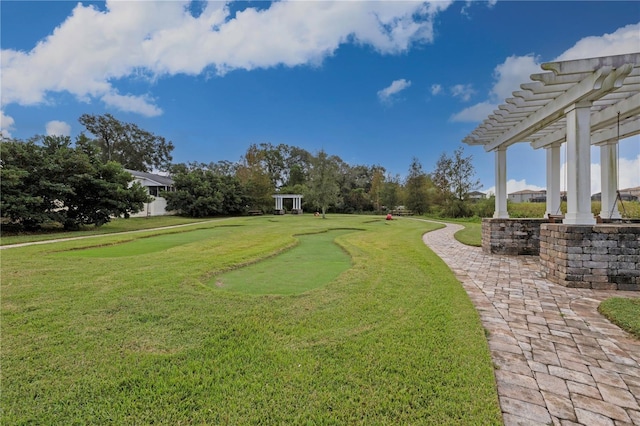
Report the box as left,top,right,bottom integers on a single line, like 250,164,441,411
212,228,356,295
1,215,501,424
0,215,217,246
599,298,640,339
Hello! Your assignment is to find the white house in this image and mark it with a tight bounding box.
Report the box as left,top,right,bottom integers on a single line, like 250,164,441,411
126,169,175,217
508,189,546,203
466,191,487,201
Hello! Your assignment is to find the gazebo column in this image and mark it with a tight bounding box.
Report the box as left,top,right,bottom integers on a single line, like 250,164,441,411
493,147,509,218
545,142,562,218
564,101,595,225
599,141,621,219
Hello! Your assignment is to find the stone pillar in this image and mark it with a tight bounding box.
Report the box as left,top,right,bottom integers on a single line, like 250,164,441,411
564,101,595,225
545,142,562,218
493,147,509,218
599,142,621,219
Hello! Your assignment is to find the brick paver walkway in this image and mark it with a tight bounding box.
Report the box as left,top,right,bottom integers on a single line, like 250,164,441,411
420,220,640,426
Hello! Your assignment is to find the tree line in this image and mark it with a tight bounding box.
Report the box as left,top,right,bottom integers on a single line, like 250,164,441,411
1,113,488,231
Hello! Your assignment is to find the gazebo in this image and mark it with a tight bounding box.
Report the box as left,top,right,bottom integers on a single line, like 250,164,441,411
463,53,639,291
272,194,303,215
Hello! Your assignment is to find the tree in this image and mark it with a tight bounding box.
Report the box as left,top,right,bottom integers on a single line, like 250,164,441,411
163,164,250,217
79,113,174,172
432,147,481,217
0,136,148,231
236,145,275,212
307,150,340,218
404,157,430,215
381,173,401,213
369,166,385,212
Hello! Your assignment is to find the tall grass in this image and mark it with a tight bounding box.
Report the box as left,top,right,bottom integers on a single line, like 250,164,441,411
1,215,502,424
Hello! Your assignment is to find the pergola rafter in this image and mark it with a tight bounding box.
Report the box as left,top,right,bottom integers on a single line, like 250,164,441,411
462,53,640,224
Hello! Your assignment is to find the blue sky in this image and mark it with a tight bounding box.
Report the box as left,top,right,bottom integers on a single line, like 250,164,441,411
2,1,639,194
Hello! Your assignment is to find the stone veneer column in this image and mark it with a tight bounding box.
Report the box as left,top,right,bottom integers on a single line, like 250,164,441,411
545,142,562,218
564,101,595,225
493,147,509,218
599,141,621,219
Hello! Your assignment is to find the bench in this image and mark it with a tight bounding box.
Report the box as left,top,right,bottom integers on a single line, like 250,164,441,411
248,210,263,216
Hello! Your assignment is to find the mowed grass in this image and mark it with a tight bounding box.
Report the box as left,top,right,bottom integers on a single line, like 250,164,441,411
1,215,502,424
599,298,640,339
0,215,217,246
58,226,240,258
212,229,355,295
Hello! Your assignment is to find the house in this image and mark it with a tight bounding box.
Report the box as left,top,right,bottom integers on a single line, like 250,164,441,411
508,189,547,203
466,191,487,201
126,169,175,217
592,187,640,202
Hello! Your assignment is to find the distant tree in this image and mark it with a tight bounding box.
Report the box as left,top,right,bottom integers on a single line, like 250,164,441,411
284,146,313,187
404,157,429,215
164,164,250,217
78,113,174,172
0,136,148,231
236,145,275,212
307,149,340,218
432,147,481,217
381,173,401,212
369,166,386,212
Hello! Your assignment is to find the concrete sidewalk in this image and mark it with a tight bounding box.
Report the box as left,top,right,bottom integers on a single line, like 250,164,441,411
420,220,640,426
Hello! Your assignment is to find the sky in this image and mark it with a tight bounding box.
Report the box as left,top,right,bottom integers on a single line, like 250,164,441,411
1,0,639,195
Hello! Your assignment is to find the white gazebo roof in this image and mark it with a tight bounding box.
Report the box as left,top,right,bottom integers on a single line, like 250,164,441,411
463,53,640,152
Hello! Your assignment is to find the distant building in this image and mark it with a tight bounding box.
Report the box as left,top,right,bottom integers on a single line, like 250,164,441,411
126,169,175,217
591,187,640,202
508,189,546,203
466,191,487,201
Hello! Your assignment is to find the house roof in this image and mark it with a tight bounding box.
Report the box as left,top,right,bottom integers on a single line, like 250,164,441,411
509,189,546,195
126,169,174,187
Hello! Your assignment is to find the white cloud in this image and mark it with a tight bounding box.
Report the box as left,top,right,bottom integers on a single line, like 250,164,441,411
554,153,640,196
430,84,443,95
618,155,640,190
45,120,71,137
450,54,540,122
490,55,541,101
451,22,640,124
101,92,162,117
450,101,497,122
450,83,476,102
1,1,453,116
484,179,545,196
1,110,15,138
555,23,640,61
377,79,412,104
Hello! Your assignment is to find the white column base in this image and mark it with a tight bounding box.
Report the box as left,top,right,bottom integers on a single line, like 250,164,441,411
563,212,596,225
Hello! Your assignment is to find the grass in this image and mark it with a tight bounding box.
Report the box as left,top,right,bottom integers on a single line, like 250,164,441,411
598,298,640,339
1,215,502,424
0,215,217,246
212,229,355,295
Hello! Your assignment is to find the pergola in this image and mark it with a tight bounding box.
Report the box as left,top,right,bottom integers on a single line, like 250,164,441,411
272,194,303,214
463,53,640,225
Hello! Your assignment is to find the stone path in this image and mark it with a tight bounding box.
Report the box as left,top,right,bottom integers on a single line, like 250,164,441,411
420,220,640,426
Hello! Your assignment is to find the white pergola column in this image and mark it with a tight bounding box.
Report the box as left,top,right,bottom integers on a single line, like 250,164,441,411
545,142,562,217
564,101,596,225
493,147,509,218
599,141,621,219
274,196,282,210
